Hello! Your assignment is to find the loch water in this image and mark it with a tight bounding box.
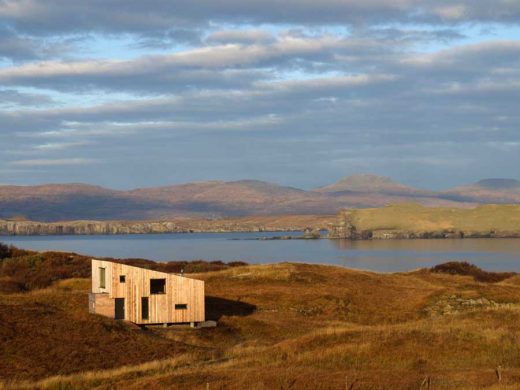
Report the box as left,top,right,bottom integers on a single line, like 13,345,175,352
2,232,520,272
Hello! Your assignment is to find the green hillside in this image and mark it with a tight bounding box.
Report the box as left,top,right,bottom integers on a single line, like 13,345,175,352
332,204,520,238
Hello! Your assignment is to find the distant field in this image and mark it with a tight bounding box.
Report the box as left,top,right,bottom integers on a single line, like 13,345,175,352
3,248,520,388
333,204,520,237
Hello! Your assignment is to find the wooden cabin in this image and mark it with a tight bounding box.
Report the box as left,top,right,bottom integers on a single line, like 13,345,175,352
89,259,205,326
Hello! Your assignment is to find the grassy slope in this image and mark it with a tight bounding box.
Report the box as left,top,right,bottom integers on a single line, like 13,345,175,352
0,279,192,381
3,262,520,389
346,204,520,233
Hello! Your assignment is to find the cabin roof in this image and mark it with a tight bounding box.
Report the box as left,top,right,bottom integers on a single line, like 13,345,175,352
91,259,199,281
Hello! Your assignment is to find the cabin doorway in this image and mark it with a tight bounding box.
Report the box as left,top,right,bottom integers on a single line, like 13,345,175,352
115,298,125,320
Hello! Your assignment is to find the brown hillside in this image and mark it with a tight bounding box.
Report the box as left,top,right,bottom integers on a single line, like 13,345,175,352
3,251,520,389
314,174,428,195
443,179,520,204
1,176,519,221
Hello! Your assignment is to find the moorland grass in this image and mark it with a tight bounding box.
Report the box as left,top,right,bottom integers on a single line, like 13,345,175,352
344,203,520,234
2,255,520,389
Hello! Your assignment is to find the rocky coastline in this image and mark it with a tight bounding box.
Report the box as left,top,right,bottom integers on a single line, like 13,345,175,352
2,204,520,239
0,216,331,236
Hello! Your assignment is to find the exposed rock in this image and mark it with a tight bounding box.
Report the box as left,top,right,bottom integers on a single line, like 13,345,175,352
303,227,322,239
0,216,332,236
424,295,518,316
327,209,357,239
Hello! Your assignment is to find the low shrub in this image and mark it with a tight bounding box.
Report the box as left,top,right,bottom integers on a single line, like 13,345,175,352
0,245,248,291
430,261,515,283
0,242,10,259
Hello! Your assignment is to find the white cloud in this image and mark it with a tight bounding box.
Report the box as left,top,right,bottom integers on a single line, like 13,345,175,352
32,140,92,150
206,29,274,44
9,158,100,167
0,2,519,188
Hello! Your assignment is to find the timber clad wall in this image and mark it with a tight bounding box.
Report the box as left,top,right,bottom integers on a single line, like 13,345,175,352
91,259,205,324
89,293,115,317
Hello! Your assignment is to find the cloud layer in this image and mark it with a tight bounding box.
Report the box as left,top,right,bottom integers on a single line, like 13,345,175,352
0,1,519,189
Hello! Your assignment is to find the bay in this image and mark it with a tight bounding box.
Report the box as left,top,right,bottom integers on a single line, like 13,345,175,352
2,232,520,272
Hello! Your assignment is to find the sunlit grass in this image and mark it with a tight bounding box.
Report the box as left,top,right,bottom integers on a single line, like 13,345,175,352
3,262,520,389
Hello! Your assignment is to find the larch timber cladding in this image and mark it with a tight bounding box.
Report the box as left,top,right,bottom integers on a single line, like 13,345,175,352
89,293,115,317
91,259,205,324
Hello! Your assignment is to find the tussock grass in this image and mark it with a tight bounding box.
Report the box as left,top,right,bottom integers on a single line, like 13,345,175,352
9,355,199,390
4,261,520,388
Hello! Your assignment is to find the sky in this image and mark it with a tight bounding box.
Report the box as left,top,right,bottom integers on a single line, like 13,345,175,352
1,1,519,190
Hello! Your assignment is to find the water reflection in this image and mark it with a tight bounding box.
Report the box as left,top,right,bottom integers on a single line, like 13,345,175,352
2,233,520,272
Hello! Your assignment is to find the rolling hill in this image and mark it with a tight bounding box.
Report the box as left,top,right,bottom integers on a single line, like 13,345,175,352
314,174,429,195
441,178,520,204
0,175,519,221
3,249,520,388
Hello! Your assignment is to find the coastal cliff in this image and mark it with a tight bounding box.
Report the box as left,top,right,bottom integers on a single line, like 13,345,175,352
0,215,334,236
3,204,520,238
328,204,520,239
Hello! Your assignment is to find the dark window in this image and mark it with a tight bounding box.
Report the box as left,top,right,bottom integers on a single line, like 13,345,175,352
99,267,105,289
150,279,166,294
115,298,125,320
142,297,149,320
119,275,126,283
175,304,187,310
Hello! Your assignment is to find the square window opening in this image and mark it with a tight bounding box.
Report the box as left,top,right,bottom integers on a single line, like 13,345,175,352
150,278,166,294
119,275,126,283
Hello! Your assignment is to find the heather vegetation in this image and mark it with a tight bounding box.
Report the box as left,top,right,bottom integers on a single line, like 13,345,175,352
0,244,246,293
2,247,520,389
431,261,516,283
0,243,8,259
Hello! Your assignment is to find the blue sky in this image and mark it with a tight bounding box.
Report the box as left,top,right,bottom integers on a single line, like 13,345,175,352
1,1,519,190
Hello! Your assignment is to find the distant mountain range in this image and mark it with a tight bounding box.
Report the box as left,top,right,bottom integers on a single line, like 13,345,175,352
1,175,519,221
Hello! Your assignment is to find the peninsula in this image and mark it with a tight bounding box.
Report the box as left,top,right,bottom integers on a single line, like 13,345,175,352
2,204,520,239
328,204,520,239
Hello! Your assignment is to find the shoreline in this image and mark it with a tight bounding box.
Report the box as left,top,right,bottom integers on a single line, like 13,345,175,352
2,204,520,239
0,215,334,236
2,226,520,239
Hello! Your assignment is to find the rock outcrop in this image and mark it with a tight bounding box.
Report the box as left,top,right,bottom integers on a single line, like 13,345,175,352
424,295,518,316
0,215,333,236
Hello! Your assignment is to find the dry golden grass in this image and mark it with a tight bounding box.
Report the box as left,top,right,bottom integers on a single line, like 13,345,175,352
345,203,520,233
4,262,520,389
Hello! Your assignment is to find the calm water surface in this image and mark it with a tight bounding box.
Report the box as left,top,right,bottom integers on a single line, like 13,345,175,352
3,232,520,272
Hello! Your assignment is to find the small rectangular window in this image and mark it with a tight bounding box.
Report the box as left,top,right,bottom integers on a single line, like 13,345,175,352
150,279,166,294
119,275,126,283
99,267,105,289
175,304,187,310
142,297,149,320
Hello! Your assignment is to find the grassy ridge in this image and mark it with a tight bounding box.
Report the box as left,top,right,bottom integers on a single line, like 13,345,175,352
344,204,520,233
0,243,246,293
2,250,520,388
